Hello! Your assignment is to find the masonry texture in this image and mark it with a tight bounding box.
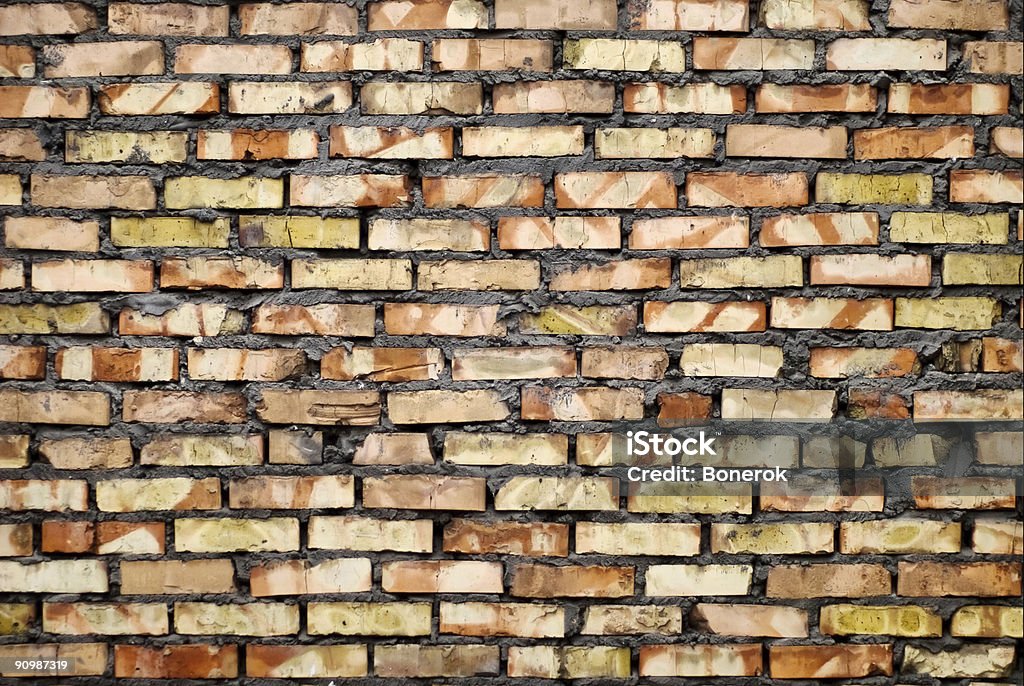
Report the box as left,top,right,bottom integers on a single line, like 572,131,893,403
0,0,1023,681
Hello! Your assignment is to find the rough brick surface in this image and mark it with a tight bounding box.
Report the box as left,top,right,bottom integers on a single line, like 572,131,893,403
0,0,1021,682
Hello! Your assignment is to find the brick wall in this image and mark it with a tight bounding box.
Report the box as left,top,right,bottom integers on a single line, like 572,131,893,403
0,0,1022,681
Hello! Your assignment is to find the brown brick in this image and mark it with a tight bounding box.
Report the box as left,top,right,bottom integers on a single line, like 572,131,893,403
770,645,893,679
0,86,90,118
767,564,891,597
240,2,356,35
0,45,34,78
756,83,877,112
115,645,238,679
511,564,634,598
687,172,808,207
444,520,569,556
494,81,614,114
432,39,552,71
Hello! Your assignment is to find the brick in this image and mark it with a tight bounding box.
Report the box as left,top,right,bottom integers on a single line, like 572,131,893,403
810,254,931,286
0,176,20,207
509,646,630,679
464,125,582,157
494,81,614,114
727,124,847,158
625,82,746,114
952,605,1024,638
1,643,106,676
943,253,1022,285
564,39,685,71
821,603,941,637
914,389,1023,420
383,560,502,593
681,256,803,288
912,475,1015,509
418,259,540,290
768,564,891,597
500,217,620,249
257,389,380,426
903,645,1014,679
899,561,1021,596
44,41,162,77
66,130,187,164
310,516,433,552
120,303,245,337
0,302,107,335
123,390,246,424
432,38,552,71
353,433,433,465
175,44,291,74
950,169,1022,203
0,435,29,469
0,524,32,556
33,259,153,292
0,3,97,35
889,0,1008,29
374,644,498,678
443,520,568,557
889,83,1009,115
982,337,1023,372
810,347,918,378
854,126,973,159
240,216,358,248
175,602,298,636
693,38,814,70
496,476,618,510
582,605,682,634
250,559,369,596
363,475,485,510
160,257,283,290
253,303,375,336
645,301,766,333
39,437,131,469
688,172,808,207
229,475,353,509
0,345,44,380
556,171,676,209
679,343,782,377
197,129,318,160
0,603,34,633
512,564,634,597
976,432,1024,466
240,3,357,35
991,127,1023,157
95,522,164,555
292,258,411,290
165,176,283,209
0,559,107,593
291,173,410,207
640,644,762,677
424,174,543,208
445,433,566,469
369,0,486,29
550,258,671,290
442,602,564,637
761,0,869,28
99,82,219,115
0,45,34,78
228,81,351,114
56,346,176,382
521,386,644,421
141,434,261,467
756,83,877,112
630,0,749,30
247,645,367,679
964,41,1023,74
370,218,488,251
582,346,668,379
31,173,155,209
0,86,90,118
269,429,322,465
308,601,429,635
43,603,168,636
0,128,45,161
629,215,746,249
577,522,699,556
827,38,945,70
120,560,234,594
330,125,452,159
108,3,228,36
301,39,423,71
817,172,932,204
597,127,714,159
712,522,834,554
389,389,509,424
175,518,298,553
112,217,229,248
323,347,442,381
895,296,1000,330
452,348,574,381
889,211,1008,243
520,305,635,336
0,389,109,426
385,303,505,336
770,645,893,678
495,0,617,29
361,82,481,114
692,603,808,637
114,645,237,679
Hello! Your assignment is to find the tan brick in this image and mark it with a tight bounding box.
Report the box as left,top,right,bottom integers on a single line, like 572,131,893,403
905,645,1015,680
389,389,509,424
889,83,1009,115
419,259,540,291
499,216,621,249
496,476,618,511
240,2,356,34
810,347,918,378
991,127,1023,158
555,171,676,209
0,3,97,35
692,603,808,637
577,522,699,556
0,302,106,335
895,296,1001,330
943,253,1022,285
0,45,35,78
309,516,433,552
721,388,837,420
495,0,616,28
827,38,945,70
383,560,502,594
817,172,932,204
631,0,749,29
770,645,893,679
432,38,552,71
509,646,630,679
976,432,1024,466
363,475,485,510
522,386,644,421
0,128,45,161
31,173,154,209
1,479,87,512
323,347,442,382
120,560,233,595
43,41,163,77
240,216,357,249
56,346,176,382
582,605,682,635
964,41,1023,74
768,563,890,598
520,305,636,335
98,82,219,115
308,601,429,635
290,173,410,207
175,44,290,74
625,82,745,114
681,256,802,288
493,80,614,113
0,85,90,118
688,172,808,207
564,39,684,71
464,125,581,157
727,124,847,158
442,602,563,638
443,520,568,557
982,337,1023,372
370,218,488,251
250,559,369,596
108,2,228,35
755,83,877,112
512,564,633,598
889,211,1008,243
0,259,22,289
32,259,152,292
580,346,667,380
164,176,283,209
161,256,283,289
0,560,106,593
424,174,543,208
120,303,244,337
361,81,481,114
331,125,451,159
645,300,765,333
143,434,262,467
596,127,714,159
374,644,498,678
252,303,374,337
353,433,432,465
841,519,960,553
451,348,573,382
110,217,227,248
292,258,411,290
811,254,931,286
197,129,317,160
175,518,297,554
229,475,352,510
96,477,218,512
950,169,1022,203
384,303,505,336
551,257,671,290
246,645,366,679
0,389,109,426
914,389,1022,421
228,81,351,114
174,602,298,637
123,390,246,424
640,644,762,677
712,522,834,553
952,606,1024,638
889,0,1008,29
256,389,379,426
301,39,422,71
0,346,44,380
761,0,869,28
369,0,486,29
898,561,1022,596
693,38,814,70
854,125,974,159
679,343,782,377
268,429,322,465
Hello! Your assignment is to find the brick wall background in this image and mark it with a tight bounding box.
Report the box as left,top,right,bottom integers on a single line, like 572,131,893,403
0,0,1022,681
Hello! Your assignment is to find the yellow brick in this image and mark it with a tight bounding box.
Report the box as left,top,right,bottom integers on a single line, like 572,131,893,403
308,602,431,636
239,216,359,248
895,297,1001,330
679,256,802,288
596,127,715,158
889,212,1008,243
164,176,284,209
66,131,187,163
820,604,941,637
111,217,230,248
291,258,412,290
816,173,932,204
942,253,1022,285
0,175,20,205
951,605,1023,638
563,39,686,71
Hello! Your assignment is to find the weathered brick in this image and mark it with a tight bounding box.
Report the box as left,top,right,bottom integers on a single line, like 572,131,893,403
889,0,1008,29
889,211,1008,243
374,644,498,678
307,601,428,635
228,81,351,114
108,3,228,35
444,519,569,556
625,82,745,114
964,41,1023,74
0,3,97,35
511,564,634,597
310,516,433,552
324,347,442,381
895,296,1001,330
756,83,877,112
494,81,614,113
424,174,543,208
383,560,502,593
761,0,868,28
827,38,946,70
197,129,318,160
56,346,176,382
770,644,893,678
363,475,485,510
99,82,219,115
432,38,552,71
302,39,422,71
114,644,238,679
240,2,357,35
250,559,369,596
898,561,1022,596
362,81,482,114
950,169,1022,203
257,389,380,426
889,83,1009,115
389,389,509,424
640,644,763,677
0,86,90,118
495,0,617,28
418,259,540,290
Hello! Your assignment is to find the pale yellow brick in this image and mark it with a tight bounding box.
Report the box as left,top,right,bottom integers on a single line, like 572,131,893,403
596,127,715,158
111,217,230,248
308,602,431,636
463,126,583,157
165,176,283,209
680,344,783,377
889,212,1008,244
563,39,685,71
65,131,187,164
291,258,412,290
895,297,1001,330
